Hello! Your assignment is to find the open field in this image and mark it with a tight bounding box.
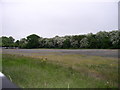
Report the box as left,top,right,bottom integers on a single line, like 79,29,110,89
3,49,118,58
2,49,118,88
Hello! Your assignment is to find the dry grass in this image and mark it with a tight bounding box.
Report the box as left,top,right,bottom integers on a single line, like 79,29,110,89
2,49,118,88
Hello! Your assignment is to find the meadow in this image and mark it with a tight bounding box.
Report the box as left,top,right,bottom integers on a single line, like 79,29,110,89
2,49,118,88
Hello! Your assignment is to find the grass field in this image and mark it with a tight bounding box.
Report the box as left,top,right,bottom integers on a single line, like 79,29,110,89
2,49,118,88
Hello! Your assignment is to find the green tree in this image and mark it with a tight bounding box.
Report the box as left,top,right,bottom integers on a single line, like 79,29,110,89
109,30,120,48
63,39,71,48
2,36,15,47
95,31,111,49
26,34,40,48
1,30,119,49
19,38,27,48
14,40,20,47
71,35,85,48
8,36,15,47
86,33,98,48
80,37,89,48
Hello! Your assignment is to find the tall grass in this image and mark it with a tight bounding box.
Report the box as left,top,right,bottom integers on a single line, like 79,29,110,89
2,54,118,88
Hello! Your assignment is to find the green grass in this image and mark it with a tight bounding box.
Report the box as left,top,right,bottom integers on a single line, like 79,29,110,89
2,54,118,88
0,50,2,71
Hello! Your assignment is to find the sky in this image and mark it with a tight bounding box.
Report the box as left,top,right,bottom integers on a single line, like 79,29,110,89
0,0,119,40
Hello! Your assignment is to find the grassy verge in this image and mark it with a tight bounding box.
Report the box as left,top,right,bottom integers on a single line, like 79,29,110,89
0,54,2,71
2,54,118,88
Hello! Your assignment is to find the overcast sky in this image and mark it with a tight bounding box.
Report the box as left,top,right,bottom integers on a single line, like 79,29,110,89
1,0,119,40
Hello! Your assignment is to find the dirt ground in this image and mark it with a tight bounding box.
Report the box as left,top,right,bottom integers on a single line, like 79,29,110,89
2,49,118,58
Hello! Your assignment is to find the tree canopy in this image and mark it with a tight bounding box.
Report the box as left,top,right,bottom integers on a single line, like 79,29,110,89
0,30,119,49
26,34,40,48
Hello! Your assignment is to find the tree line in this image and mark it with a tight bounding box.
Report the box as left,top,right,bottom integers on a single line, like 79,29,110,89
0,30,120,49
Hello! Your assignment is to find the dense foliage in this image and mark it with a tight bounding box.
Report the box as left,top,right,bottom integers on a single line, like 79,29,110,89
0,30,120,49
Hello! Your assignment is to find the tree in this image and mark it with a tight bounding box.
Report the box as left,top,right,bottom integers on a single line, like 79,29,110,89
52,36,59,48
109,30,120,48
1,30,119,49
70,35,86,48
71,40,78,48
8,36,15,47
38,37,44,48
53,36,65,48
47,39,54,48
0,37,2,47
86,33,98,48
63,39,71,48
80,37,89,48
2,36,15,47
95,31,111,49
26,34,40,48
42,38,51,48
2,36,9,47
14,40,20,47
19,38,27,48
